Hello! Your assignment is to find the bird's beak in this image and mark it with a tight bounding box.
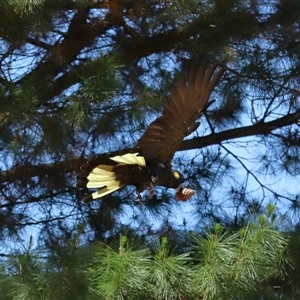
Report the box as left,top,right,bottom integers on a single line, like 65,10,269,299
175,183,185,192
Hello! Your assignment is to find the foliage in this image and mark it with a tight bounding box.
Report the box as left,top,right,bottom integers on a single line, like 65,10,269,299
0,0,300,297
0,208,295,299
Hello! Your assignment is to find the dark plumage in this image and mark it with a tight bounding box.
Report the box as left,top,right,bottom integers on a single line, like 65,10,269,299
76,63,225,203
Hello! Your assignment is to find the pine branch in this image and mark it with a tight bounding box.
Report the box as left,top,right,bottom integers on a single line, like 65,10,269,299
16,7,112,88
179,109,300,151
0,110,299,184
0,158,85,183
13,4,229,104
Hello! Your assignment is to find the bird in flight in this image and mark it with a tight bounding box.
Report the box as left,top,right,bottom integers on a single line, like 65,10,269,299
76,63,225,203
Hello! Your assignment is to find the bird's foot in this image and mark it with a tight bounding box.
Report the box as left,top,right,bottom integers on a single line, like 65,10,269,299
147,183,155,199
151,176,157,183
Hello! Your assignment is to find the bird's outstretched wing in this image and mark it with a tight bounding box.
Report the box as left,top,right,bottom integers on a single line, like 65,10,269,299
136,63,225,166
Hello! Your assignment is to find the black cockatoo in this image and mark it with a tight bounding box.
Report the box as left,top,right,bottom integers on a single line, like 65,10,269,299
76,63,225,203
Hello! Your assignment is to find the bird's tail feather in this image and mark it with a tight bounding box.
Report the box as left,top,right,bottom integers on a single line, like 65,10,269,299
76,151,145,202
82,164,124,202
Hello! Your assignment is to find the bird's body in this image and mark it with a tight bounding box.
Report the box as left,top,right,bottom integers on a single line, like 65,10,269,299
76,63,225,202
76,149,184,202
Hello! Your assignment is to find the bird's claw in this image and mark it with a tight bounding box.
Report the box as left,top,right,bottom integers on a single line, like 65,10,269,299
147,183,155,199
151,176,157,183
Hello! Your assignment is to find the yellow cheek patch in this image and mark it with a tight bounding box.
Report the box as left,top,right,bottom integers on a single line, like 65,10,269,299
173,171,180,179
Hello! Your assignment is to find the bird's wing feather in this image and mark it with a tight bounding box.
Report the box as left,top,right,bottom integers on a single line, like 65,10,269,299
135,63,225,165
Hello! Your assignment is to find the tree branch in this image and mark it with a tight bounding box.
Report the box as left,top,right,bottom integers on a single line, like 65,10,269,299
0,110,299,185
27,9,224,100
178,109,300,151
0,158,85,184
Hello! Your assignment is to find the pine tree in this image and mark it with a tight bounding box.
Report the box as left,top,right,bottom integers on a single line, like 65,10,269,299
0,0,300,298
0,207,294,299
